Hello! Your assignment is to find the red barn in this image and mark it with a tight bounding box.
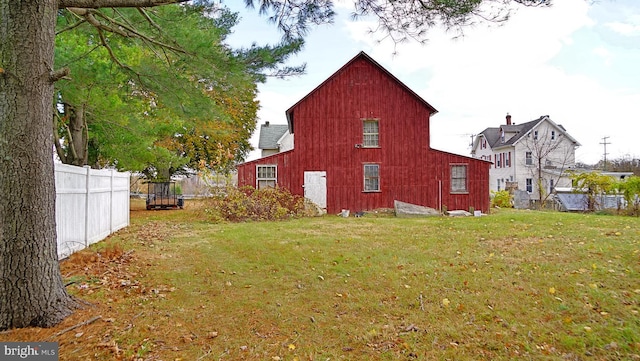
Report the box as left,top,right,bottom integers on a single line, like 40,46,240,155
237,52,491,214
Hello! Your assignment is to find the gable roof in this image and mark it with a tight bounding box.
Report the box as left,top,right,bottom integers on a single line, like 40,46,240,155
257,123,289,150
477,115,580,150
285,51,438,133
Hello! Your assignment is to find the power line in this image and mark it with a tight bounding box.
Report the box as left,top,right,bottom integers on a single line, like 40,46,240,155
600,136,610,170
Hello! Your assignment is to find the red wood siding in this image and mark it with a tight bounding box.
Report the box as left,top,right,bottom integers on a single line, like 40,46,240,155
237,53,490,214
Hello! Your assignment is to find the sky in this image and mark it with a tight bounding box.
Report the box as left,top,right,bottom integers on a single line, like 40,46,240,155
225,0,640,165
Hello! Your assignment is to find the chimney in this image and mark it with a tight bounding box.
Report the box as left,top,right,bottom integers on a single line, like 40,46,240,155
506,113,512,125
264,121,270,127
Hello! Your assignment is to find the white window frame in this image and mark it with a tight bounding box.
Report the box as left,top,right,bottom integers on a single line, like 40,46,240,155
526,178,533,193
450,164,468,193
256,165,277,189
525,151,533,166
363,164,380,192
362,119,380,148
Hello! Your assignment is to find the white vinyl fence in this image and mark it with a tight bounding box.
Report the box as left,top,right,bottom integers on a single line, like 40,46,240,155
55,163,130,259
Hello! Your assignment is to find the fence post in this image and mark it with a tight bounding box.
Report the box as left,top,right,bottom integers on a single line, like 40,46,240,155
110,169,115,233
84,165,91,249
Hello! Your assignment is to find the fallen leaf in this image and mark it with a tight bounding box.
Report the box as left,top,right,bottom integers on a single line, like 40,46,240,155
442,298,450,307
288,343,296,350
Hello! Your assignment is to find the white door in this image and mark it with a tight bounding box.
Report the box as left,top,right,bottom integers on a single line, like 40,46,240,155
304,171,327,212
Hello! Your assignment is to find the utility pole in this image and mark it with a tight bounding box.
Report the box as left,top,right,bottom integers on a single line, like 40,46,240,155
600,136,610,171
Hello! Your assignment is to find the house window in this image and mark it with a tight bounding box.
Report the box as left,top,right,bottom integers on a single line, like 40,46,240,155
526,178,533,193
497,154,502,168
451,164,468,193
534,130,538,140
257,165,277,189
362,119,379,147
363,164,380,192
525,151,533,166
505,152,511,167
550,179,554,194
551,131,556,140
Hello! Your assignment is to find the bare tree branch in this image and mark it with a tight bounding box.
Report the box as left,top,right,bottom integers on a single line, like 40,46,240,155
58,0,189,9
50,67,71,82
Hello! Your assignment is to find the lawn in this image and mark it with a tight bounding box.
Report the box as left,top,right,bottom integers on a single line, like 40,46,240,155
2,200,639,360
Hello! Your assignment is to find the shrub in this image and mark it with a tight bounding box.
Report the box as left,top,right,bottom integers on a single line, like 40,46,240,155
491,190,513,208
205,186,306,222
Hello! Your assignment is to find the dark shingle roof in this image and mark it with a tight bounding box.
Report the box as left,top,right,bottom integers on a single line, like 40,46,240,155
478,116,547,149
258,123,289,150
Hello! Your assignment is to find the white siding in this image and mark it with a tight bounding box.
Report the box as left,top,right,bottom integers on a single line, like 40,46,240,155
473,118,578,201
513,122,577,200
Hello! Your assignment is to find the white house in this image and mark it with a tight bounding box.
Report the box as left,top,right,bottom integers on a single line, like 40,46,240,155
472,114,581,202
257,121,294,157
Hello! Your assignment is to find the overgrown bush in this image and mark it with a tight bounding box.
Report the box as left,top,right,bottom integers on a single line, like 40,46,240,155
491,190,513,208
205,186,307,222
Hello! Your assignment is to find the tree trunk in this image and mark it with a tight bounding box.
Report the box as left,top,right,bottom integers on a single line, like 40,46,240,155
54,103,89,166
68,104,89,166
0,0,76,330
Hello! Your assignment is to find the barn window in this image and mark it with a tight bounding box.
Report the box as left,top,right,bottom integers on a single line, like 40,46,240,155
362,119,379,147
450,164,468,193
256,165,277,189
363,164,380,192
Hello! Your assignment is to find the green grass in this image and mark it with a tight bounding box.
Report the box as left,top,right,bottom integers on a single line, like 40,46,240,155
30,205,640,360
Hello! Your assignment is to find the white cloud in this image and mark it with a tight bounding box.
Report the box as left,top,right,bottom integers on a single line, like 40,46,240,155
605,21,640,36
592,46,612,66
338,0,640,164
245,0,640,164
